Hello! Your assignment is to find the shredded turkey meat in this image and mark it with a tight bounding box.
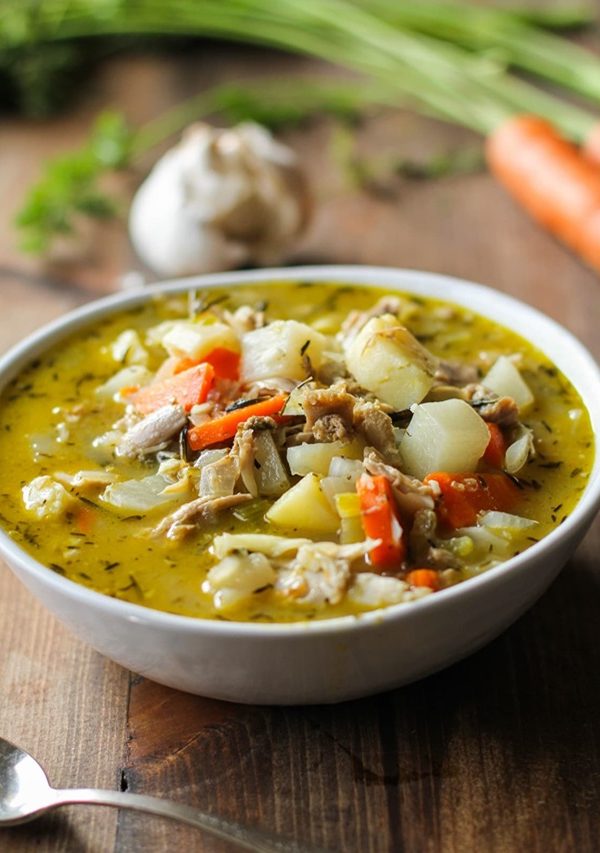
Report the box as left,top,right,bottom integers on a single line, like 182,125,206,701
275,540,374,606
353,401,402,465
312,414,353,443
464,384,520,426
302,384,356,434
231,425,258,496
299,383,402,462
434,360,480,386
152,493,252,540
118,404,186,457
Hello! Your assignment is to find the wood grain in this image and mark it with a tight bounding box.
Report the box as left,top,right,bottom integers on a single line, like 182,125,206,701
0,35,599,853
0,569,130,853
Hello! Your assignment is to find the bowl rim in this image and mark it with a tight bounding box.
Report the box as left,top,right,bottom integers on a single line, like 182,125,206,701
0,264,598,638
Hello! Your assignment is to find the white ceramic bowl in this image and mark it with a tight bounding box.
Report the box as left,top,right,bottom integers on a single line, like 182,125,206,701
1,266,599,705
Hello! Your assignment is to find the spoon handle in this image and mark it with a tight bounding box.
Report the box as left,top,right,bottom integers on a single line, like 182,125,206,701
51,788,314,852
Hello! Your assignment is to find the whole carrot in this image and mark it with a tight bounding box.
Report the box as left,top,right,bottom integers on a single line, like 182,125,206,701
486,115,600,272
582,123,600,167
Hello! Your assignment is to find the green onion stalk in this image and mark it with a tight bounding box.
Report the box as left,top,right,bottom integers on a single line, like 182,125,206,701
359,0,600,106
1,0,596,137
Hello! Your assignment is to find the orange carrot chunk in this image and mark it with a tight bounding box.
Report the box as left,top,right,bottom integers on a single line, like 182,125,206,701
187,393,288,451
202,347,241,381
173,348,240,381
130,363,215,415
486,115,600,273
406,569,440,591
483,423,506,469
173,356,200,375
424,471,520,529
356,473,406,569
583,122,600,167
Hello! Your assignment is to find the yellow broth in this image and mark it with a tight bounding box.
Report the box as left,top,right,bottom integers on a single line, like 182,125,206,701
0,282,594,622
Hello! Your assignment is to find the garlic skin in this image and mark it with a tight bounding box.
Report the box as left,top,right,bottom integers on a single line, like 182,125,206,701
129,122,310,277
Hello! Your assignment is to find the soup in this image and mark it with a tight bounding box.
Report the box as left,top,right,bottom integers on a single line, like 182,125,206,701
0,282,593,622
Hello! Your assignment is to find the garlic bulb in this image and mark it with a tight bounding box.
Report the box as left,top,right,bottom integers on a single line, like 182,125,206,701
129,122,310,277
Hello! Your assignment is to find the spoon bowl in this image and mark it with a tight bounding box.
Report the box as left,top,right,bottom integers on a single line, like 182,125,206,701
0,740,54,825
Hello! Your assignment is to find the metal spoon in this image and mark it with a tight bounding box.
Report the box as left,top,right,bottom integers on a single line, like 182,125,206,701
0,737,316,852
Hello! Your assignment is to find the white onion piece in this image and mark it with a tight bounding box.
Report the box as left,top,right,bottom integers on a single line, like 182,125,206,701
504,425,535,474
212,533,312,559
320,476,356,509
393,427,405,445
29,432,58,460
95,366,153,400
479,511,538,531
193,449,229,469
327,456,364,480
54,470,115,489
100,474,178,513
254,431,289,496
287,440,362,477
455,526,510,558
89,430,123,465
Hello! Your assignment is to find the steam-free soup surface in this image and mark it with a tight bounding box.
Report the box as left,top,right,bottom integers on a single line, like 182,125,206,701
0,282,593,622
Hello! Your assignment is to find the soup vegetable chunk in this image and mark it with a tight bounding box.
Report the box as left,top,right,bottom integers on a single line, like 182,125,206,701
0,283,594,622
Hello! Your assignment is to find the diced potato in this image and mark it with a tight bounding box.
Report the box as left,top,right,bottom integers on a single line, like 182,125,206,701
286,438,363,477
266,473,340,534
400,399,490,479
22,476,74,519
158,321,239,359
344,315,438,410
241,320,330,382
482,356,534,411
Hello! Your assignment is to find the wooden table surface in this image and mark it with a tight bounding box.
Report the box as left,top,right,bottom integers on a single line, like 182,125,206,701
1,41,599,853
